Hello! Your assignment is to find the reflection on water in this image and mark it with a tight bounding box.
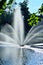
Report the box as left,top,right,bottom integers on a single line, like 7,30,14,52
0,47,43,65
0,58,13,65
24,49,43,65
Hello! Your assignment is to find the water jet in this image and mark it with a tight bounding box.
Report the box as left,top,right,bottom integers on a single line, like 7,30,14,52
0,6,43,65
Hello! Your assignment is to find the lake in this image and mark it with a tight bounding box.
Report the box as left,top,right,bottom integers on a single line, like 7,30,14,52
0,46,43,65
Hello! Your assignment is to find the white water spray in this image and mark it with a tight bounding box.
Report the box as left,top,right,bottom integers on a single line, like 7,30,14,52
0,7,43,65
13,7,24,45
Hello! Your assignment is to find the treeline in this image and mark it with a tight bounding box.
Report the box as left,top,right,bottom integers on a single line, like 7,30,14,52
0,0,43,34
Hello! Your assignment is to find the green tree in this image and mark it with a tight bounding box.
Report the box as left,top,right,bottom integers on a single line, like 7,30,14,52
38,3,43,16
28,13,41,26
0,0,14,14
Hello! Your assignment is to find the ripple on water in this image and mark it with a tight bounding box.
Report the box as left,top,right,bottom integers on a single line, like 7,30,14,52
0,48,43,65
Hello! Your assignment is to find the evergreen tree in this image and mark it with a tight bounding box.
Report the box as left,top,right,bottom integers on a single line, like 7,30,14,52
19,0,31,36
38,3,43,16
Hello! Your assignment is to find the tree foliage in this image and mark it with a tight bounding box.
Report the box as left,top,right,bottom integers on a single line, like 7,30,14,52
0,0,43,31
19,0,30,22
0,0,14,15
28,13,41,26
38,3,43,15
27,3,43,26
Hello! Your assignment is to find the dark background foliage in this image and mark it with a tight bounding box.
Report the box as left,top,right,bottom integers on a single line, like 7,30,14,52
0,0,43,35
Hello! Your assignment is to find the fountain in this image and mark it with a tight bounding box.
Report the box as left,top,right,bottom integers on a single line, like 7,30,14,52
0,7,43,65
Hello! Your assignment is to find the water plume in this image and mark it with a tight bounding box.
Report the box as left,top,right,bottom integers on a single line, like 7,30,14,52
0,6,43,65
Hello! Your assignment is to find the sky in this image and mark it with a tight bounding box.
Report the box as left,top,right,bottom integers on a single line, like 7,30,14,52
15,0,43,13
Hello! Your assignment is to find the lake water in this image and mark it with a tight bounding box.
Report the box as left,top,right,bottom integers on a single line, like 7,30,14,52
0,47,43,65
